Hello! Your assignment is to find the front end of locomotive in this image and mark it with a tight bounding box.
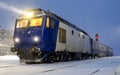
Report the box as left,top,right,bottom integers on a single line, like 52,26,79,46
11,9,58,63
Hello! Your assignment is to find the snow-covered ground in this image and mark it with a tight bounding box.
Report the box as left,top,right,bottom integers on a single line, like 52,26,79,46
0,55,120,75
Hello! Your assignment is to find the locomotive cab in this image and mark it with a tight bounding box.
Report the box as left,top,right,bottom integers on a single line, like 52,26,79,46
11,9,59,62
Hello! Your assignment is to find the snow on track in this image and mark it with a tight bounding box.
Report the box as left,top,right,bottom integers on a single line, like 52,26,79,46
0,55,19,61
0,55,19,67
0,55,120,75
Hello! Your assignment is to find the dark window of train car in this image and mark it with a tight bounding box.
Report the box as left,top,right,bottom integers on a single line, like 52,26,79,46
83,35,85,39
51,19,54,29
59,28,66,43
72,30,74,35
78,33,80,37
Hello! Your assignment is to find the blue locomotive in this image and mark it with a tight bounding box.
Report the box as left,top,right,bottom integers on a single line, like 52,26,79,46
11,8,113,63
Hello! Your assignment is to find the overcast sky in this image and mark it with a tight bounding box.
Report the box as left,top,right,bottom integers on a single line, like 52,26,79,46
0,0,120,55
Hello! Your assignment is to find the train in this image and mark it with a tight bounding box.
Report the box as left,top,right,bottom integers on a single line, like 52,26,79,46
11,8,113,63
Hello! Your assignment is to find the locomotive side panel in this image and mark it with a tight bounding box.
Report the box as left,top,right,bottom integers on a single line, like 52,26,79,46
83,35,91,53
55,22,91,53
56,22,80,52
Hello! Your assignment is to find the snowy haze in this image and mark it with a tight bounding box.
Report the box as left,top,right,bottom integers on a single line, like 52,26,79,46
0,2,24,14
0,0,120,55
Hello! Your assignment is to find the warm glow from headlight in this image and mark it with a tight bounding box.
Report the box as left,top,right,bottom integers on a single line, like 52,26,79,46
34,37,39,42
24,12,34,18
15,38,20,43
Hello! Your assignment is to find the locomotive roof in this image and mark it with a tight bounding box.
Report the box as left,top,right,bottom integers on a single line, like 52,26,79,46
27,8,89,36
46,11,89,35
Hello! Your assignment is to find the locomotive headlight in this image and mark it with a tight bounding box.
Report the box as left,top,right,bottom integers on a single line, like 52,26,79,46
15,38,20,43
33,36,39,42
24,12,34,18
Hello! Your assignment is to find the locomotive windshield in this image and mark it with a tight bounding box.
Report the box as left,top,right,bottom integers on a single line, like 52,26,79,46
30,17,43,27
16,17,43,28
16,20,28,28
